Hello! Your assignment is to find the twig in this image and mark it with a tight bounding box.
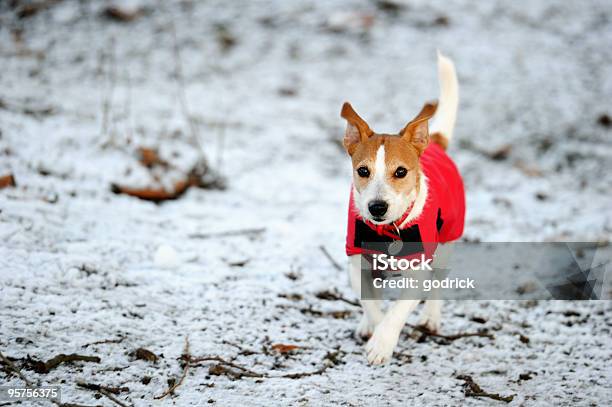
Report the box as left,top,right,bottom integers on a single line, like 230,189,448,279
285,304,352,319
169,20,227,189
15,0,61,19
456,374,514,403
57,404,103,407
275,361,335,379
221,340,258,356
0,350,33,386
407,324,494,343
215,121,226,173
123,64,134,142
0,97,55,118
319,245,343,271
27,353,101,373
76,382,129,395
84,391,128,407
270,348,345,378
192,356,264,378
77,381,132,407
188,227,266,240
82,337,125,348
314,289,359,307
0,351,102,407
99,37,117,146
169,21,205,160
189,349,343,380
155,337,190,399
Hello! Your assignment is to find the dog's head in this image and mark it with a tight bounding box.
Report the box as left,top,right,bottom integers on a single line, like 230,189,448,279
341,102,436,225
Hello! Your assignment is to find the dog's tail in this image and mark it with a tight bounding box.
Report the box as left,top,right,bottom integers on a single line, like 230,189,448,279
429,51,459,150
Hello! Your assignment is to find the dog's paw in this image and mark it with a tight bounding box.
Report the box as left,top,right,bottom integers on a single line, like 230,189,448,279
419,312,442,334
365,322,400,365
355,314,379,340
418,313,441,334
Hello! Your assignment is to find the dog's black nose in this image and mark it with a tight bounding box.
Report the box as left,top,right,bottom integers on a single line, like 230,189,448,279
368,200,388,218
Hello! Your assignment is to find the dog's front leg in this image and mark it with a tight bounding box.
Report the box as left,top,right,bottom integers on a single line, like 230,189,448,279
366,299,419,365
349,255,383,338
419,299,442,333
418,242,453,333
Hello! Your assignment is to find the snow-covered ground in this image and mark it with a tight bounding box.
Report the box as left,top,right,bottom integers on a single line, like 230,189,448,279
1,1,611,405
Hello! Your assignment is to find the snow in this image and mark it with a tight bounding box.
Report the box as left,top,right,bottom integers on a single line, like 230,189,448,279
0,0,611,406
154,244,179,269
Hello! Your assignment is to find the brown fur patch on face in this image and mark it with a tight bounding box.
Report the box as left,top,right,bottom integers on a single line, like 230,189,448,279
350,136,382,193
383,135,421,195
351,134,420,196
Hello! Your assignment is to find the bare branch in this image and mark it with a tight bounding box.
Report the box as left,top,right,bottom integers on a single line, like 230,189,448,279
155,337,190,400
77,381,132,407
0,350,33,386
456,374,514,403
319,245,343,272
407,324,494,344
188,227,266,240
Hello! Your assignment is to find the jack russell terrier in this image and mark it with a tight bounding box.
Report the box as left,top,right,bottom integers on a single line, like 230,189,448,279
341,52,465,364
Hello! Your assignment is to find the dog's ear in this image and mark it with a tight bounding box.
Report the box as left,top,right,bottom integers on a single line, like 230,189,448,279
412,100,438,122
400,101,437,155
341,102,373,155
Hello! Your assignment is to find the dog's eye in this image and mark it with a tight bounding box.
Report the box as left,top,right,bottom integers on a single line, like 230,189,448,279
394,167,408,178
357,166,370,178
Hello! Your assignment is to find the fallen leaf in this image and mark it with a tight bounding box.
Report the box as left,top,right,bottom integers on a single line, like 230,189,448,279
133,348,158,363
271,344,300,354
103,5,142,22
0,173,16,189
137,147,165,168
111,179,191,202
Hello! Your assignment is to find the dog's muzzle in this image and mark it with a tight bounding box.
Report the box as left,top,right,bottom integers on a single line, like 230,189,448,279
368,200,388,218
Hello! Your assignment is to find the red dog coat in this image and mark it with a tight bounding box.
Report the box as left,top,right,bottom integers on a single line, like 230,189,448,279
346,143,465,259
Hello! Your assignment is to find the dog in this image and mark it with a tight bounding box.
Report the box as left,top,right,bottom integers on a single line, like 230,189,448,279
341,52,465,364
